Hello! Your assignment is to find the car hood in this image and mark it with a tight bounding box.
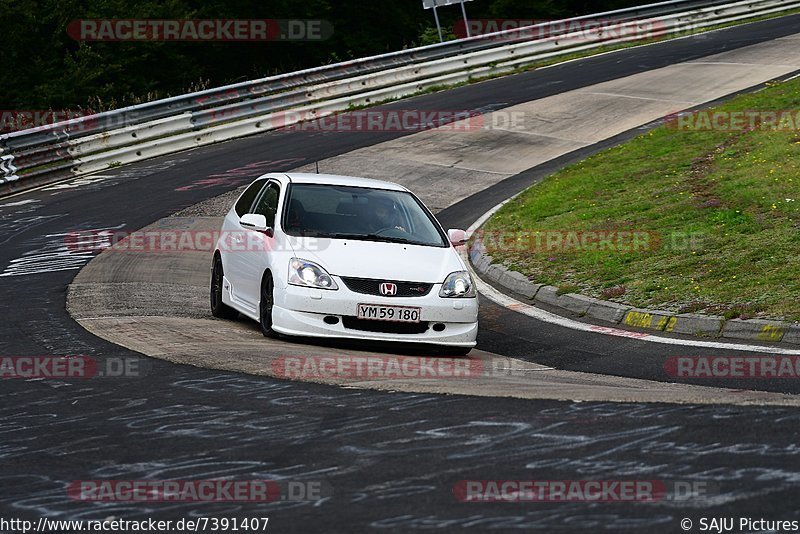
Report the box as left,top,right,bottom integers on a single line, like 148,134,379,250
288,237,465,282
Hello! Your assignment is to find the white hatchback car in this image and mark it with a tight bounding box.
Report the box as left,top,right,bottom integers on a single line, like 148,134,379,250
210,173,478,353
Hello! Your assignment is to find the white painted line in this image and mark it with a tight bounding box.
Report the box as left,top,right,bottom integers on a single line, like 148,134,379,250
688,61,800,68
483,129,592,144
467,200,800,355
0,173,105,200
427,163,510,176
576,91,698,105
0,199,38,207
495,367,557,372
535,15,792,73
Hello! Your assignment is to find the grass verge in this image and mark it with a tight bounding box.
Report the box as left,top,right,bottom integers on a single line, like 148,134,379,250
481,76,800,322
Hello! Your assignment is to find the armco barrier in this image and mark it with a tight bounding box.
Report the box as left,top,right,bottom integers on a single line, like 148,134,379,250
2,0,800,195
1,0,736,149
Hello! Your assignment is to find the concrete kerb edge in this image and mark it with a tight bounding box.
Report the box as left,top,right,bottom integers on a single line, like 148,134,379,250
467,240,800,347
462,66,800,349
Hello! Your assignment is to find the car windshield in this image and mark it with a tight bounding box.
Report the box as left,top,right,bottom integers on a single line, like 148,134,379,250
282,183,448,247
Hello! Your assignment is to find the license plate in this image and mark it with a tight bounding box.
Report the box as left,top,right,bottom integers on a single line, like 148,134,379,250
357,304,421,323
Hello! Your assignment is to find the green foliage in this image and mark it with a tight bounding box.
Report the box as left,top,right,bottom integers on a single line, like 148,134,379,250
417,27,457,47
0,0,646,111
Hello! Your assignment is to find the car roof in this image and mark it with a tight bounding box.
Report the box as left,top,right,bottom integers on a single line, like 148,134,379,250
273,173,409,192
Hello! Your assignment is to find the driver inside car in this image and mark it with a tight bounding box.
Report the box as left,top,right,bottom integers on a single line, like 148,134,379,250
370,199,407,233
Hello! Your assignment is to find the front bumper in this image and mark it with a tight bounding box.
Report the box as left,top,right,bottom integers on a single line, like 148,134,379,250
271,279,478,346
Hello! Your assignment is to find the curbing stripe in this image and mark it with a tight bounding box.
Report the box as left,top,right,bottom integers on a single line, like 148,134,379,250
622,309,674,331
723,318,787,342
670,313,725,336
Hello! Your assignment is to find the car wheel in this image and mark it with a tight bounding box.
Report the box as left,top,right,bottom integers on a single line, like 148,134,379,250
443,346,472,356
210,256,239,319
260,273,278,338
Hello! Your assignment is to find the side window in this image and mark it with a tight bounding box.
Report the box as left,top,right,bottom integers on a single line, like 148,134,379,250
235,179,268,217
252,182,281,228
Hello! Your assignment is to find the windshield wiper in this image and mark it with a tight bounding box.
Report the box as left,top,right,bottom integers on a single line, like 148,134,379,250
317,232,426,245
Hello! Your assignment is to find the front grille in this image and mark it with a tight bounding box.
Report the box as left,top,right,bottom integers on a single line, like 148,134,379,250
341,277,433,297
342,316,430,335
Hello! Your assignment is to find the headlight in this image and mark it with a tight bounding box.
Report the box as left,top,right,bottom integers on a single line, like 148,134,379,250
439,271,476,298
288,258,338,290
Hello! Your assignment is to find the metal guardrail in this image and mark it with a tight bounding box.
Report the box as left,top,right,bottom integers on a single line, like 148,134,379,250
0,0,733,151
2,0,798,194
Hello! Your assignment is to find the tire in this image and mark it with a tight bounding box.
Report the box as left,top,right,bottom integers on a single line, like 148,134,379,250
442,346,472,356
260,273,278,338
210,256,239,319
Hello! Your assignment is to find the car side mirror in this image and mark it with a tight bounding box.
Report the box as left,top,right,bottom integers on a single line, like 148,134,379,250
241,213,272,236
448,228,468,246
